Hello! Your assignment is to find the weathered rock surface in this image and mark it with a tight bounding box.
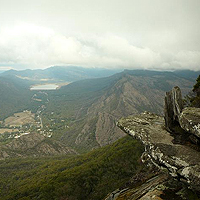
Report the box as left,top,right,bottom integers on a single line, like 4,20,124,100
117,112,200,192
179,107,200,139
105,170,198,200
105,172,169,200
105,170,197,200
164,86,183,132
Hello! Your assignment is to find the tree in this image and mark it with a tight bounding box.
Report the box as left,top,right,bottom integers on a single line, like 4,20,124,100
191,75,200,107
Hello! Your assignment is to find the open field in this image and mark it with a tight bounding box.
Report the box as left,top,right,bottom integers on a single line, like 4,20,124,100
4,111,35,127
0,128,19,134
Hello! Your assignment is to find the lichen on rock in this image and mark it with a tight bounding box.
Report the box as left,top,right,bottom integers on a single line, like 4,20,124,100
179,107,200,139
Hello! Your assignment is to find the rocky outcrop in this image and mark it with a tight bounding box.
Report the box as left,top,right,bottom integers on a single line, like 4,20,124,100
164,86,183,132
110,86,200,200
105,86,200,199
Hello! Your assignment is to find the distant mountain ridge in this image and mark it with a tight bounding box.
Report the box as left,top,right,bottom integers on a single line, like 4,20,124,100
0,66,122,83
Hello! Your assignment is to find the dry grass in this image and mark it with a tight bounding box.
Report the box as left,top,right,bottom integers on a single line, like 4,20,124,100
0,128,19,134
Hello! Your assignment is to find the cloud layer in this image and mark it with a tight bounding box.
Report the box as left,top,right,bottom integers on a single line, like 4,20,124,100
0,0,200,71
0,23,199,71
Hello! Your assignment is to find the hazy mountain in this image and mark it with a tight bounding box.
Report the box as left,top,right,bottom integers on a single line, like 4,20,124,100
1,66,122,83
173,70,200,80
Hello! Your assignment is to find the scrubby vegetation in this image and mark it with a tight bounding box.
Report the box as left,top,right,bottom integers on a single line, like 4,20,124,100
191,75,200,107
185,75,200,108
0,135,144,200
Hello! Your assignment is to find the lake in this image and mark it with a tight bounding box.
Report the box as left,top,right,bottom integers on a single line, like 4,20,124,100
30,84,59,90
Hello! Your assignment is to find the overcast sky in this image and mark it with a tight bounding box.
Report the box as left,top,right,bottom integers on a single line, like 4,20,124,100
0,0,200,71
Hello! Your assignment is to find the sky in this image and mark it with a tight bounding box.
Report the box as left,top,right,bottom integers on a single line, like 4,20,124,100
0,0,200,71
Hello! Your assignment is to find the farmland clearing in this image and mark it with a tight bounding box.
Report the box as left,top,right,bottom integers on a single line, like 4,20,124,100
4,111,36,127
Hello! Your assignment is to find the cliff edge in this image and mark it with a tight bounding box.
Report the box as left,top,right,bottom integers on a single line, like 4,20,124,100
105,86,200,200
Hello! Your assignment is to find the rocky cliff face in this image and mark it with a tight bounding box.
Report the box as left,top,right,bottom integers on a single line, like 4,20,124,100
105,86,200,199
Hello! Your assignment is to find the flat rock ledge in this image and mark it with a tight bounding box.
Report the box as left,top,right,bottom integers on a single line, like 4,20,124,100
117,111,200,192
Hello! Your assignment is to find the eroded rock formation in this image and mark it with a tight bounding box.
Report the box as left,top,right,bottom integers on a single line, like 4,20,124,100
164,86,183,132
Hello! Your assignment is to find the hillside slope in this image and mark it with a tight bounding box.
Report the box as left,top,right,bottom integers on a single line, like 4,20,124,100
0,76,33,120
0,74,47,120
0,135,144,200
0,133,77,159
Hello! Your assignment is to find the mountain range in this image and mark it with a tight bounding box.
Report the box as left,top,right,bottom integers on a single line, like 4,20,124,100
0,66,198,153
1,66,122,83
44,69,197,151
0,66,199,199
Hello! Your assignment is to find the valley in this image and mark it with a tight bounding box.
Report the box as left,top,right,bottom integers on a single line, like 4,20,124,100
0,135,144,200
0,110,44,142
1,2,200,199
0,67,199,199
0,68,198,155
